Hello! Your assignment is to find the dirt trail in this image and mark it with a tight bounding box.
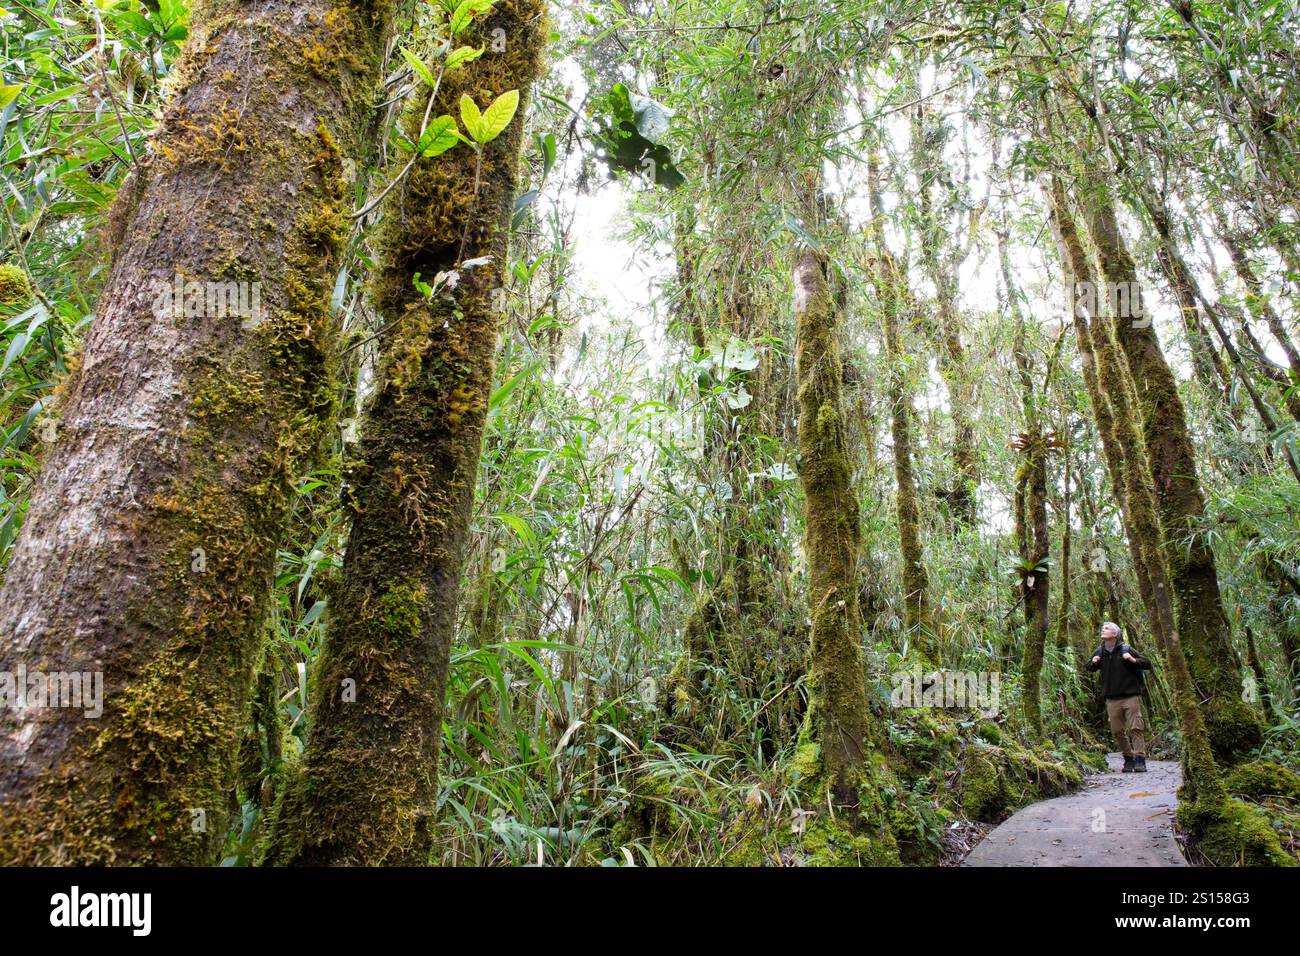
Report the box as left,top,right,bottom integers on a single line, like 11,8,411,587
962,753,1187,867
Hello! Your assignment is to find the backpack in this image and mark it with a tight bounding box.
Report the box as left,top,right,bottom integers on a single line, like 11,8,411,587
1120,643,1146,686
1094,642,1146,686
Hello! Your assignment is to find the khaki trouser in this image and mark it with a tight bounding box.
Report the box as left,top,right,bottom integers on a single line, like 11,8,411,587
1106,695,1145,757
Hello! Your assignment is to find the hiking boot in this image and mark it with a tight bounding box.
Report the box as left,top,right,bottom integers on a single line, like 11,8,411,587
1133,756,1147,773
1121,755,1135,773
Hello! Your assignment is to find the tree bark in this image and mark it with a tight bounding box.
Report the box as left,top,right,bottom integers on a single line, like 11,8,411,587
1220,226,1300,424
0,0,391,865
1046,179,1170,655
1079,169,1263,764
794,244,873,807
265,0,546,865
866,137,930,652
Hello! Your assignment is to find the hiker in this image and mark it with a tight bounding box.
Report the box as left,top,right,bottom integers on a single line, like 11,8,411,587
1088,621,1152,773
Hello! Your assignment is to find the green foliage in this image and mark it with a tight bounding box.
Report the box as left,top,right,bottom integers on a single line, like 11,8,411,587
590,83,684,189
6,0,1300,868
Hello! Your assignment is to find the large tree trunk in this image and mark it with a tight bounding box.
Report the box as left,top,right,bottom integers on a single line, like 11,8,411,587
1047,178,1172,653
1048,175,1223,800
265,0,546,865
1078,170,1263,765
794,244,873,807
0,0,390,865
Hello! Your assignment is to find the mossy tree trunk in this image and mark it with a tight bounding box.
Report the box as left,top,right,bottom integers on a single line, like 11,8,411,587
662,211,804,745
1047,176,1174,656
865,137,930,653
1001,227,1049,736
265,0,546,865
1046,176,1223,800
1079,170,1264,764
794,243,874,808
1056,443,1074,652
0,0,391,865
1259,554,1300,704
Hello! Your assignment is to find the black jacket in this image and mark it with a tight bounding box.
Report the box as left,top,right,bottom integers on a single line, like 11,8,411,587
1087,641,1151,699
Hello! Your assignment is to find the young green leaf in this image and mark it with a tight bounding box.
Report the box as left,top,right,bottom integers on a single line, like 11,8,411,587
445,45,483,70
460,94,484,143
450,0,495,35
0,85,23,108
473,89,520,144
418,115,461,158
400,47,437,88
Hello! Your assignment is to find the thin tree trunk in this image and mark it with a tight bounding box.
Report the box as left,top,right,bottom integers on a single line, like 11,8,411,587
866,137,930,651
913,106,977,527
0,0,391,865
1056,433,1074,652
1003,228,1049,736
1220,225,1300,423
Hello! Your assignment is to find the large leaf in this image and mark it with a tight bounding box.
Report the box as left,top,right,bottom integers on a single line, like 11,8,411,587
591,83,684,189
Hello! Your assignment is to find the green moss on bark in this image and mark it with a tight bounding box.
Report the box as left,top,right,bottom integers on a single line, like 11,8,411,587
794,245,877,809
0,262,32,304
0,0,392,865
264,0,547,866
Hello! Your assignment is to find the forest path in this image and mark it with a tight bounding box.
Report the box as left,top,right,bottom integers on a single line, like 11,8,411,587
962,753,1187,867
